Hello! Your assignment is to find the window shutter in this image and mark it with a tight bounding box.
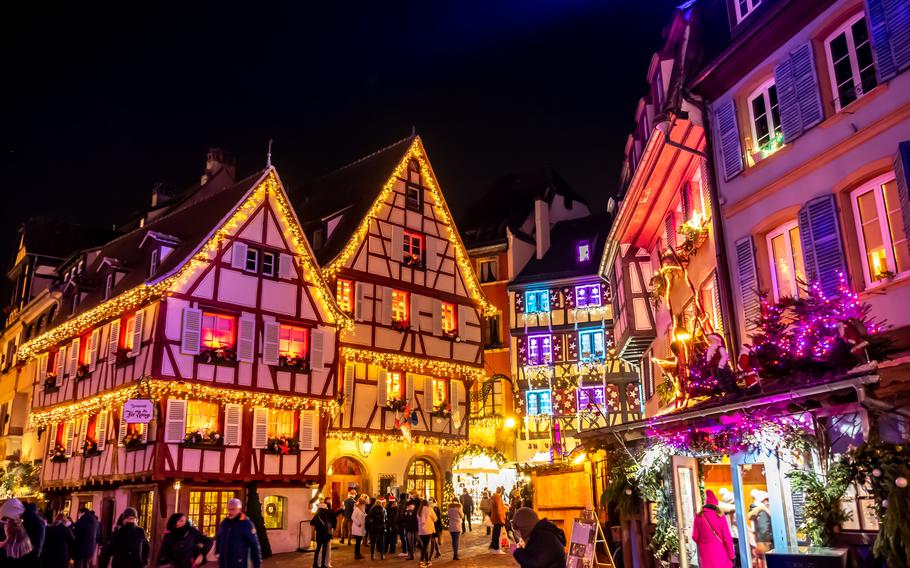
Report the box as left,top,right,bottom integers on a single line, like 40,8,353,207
223,403,243,446
117,413,128,446
299,410,317,451
431,300,443,336
449,380,459,417
262,321,280,366
77,417,88,454
64,420,75,457
179,308,202,355
798,194,848,297
377,369,389,407
516,336,528,366
734,236,761,331
776,42,824,143
865,0,910,82
699,161,713,219
231,242,248,270
310,329,325,370
164,399,187,443
712,273,725,334
458,304,470,341
406,372,416,404
425,236,440,271
664,214,677,250
252,407,269,449
237,316,255,363
89,328,100,371
343,362,355,410
682,185,693,220
391,226,404,263
96,411,109,452
279,253,295,279
895,141,910,247
129,309,144,358
108,320,121,364
141,423,149,444
37,353,47,383
381,287,393,325
68,338,80,376
55,347,66,385
514,292,525,314
410,294,420,330
715,99,743,181
355,282,365,321
423,376,434,411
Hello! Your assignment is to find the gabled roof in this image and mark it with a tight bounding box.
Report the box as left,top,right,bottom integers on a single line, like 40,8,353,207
511,212,613,285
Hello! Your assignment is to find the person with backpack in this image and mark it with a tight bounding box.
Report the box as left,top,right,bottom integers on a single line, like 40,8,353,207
367,498,387,560
341,489,356,545
97,508,149,568
309,502,334,568
157,512,213,568
693,490,735,568
459,488,474,533
479,490,492,536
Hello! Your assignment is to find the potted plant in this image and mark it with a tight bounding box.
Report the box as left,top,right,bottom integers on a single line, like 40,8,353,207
43,374,59,393
82,438,100,457
198,346,236,366
183,428,222,447
443,328,459,340
387,397,407,413
875,269,896,283
49,444,68,462
123,430,146,451
265,436,300,455
75,364,91,381
391,319,410,333
277,354,310,371
403,254,424,269
429,402,452,420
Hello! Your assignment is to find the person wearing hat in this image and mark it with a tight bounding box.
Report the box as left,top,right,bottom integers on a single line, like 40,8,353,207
384,495,399,555
72,507,100,568
510,507,566,568
157,512,213,568
367,497,387,560
693,490,735,568
98,507,149,568
215,498,261,568
748,489,772,566
0,498,35,567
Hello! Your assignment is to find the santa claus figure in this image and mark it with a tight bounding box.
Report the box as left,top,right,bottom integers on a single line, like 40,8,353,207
838,318,870,357
738,346,760,388
705,333,729,370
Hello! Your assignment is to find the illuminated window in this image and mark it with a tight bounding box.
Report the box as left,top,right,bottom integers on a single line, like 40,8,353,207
268,409,296,438
826,14,877,112
478,259,498,283
262,252,277,277
748,80,781,154
123,315,137,350
575,284,602,308
431,378,448,407
441,302,457,334
263,495,287,530
577,386,606,410
403,231,423,266
700,275,725,334
405,458,436,500
201,313,236,349
577,241,591,263
336,279,354,313
124,423,145,441
387,371,403,399
735,0,761,23
578,329,605,361
186,401,219,435
279,325,308,358
189,490,237,537
391,290,409,322
133,491,154,531
525,290,549,314
767,221,806,300
527,334,552,366
245,248,259,272
525,389,552,416
851,175,909,286
79,333,91,365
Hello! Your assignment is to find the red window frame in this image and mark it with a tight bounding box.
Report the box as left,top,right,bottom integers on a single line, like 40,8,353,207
441,302,457,334
78,332,91,365
55,422,65,446
278,324,308,358
336,279,354,314
201,312,237,349
86,414,98,443
121,314,137,350
391,290,409,323
403,231,424,263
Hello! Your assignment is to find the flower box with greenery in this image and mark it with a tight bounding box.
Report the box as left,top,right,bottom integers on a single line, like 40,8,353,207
277,354,310,372
123,430,146,451
49,444,67,463
114,347,132,366
197,346,236,367
43,375,59,393
391,319,410,333
403,254,424,270
429,402,451,419
183,428,222,447
82,438,101,458
386,397,408,412
265,435,300,455
75,364,91,381
442,329,459,340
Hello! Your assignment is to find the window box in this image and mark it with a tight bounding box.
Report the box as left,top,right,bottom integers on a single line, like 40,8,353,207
43,375,59,393
114,347,132,367
386,397,408,412
265,436,300,455
429,402,452,419
183,429,223,447
403,254,425,270
442,328,459,341
75,364,91,381
391,319,410,333
82,439,102,457
49,445,67,462
276,355,310,372
197,347,237,367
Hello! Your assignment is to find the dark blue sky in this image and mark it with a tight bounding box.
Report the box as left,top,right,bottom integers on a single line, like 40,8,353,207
2,0,679,246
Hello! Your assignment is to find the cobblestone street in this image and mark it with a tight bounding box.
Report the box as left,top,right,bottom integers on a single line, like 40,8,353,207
265,527,518,568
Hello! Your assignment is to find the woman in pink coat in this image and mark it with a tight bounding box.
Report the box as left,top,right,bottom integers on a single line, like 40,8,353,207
692,490,736,568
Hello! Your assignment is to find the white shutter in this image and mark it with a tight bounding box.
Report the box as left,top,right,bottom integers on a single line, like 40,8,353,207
64,420,75,457
409,294,420,330
309,329,325,370
237,316,255,363
457,304,470,340
432,299,443,337
77,416,88,454
776,42,825,143
424,376,434,411
425,236,440,271
108,320,121,364
714,99,743,181
118,413,128,446
140,422,149,444
377,369,389,407
68,338,80,376
55,348,65,385
735,237,761,331
262,321,280,365
252,407,269,449
89,328,100,371
231,242,248,270
406,373,416,404
180,308,202,355
391,226,404,262
37,353,47,383
381,287,393,325
223,403,243,446
299,410,317,451
343,363,355,409
354,282,365,321
279,253,295,279
129,310,144,357
164,399,187,443
96,411,109,452
450,380,460,418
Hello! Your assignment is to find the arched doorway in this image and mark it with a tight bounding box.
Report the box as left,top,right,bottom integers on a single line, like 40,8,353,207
327,456,369,504
405,457,438,500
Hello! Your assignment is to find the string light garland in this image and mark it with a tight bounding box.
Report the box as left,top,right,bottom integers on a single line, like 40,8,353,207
340,347,485,381
18,171,351,362
326,429,470,451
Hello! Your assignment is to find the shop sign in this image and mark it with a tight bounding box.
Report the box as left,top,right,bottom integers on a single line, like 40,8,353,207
122,399,154,423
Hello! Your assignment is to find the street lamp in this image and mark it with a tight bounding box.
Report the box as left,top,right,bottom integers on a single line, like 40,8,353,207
359,436,373,458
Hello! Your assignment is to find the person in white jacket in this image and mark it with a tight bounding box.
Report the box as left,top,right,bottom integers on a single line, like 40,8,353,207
351,498,367,560
416,500,437,568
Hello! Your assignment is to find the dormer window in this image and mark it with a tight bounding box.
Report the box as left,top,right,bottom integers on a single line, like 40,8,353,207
104,274,114,300
149,249,160,278
577,241,592,263
734,0,761,24
71,293,80,315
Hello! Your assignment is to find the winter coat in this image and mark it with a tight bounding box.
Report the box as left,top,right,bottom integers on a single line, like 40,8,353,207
351,507,366,537
417,505,437,536
490,493,506,525
310,508,335,544
98,523,150,568
459,493,474,515
22,504,45,559
432,506,442,535
692,506,735,568
215,514,261,568
41,523,76,568
447,504,464,533
385,503,399,532
513,519,567,568
157,526,213,568
403,499,419,532
72,512,100,560
343,497,356,520
367,505,386,535
479,495,491,514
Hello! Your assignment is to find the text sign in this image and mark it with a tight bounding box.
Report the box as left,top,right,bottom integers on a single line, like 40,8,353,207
122,399,154,424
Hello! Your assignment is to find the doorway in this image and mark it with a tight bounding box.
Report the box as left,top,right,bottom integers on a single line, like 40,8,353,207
671,456,702,568
327,456,369,503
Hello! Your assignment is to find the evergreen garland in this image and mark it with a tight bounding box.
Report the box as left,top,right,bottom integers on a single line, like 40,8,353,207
786,458,852,546
602,452,642,517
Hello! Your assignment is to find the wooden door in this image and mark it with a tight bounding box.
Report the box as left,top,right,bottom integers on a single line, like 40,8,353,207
671,456,702,568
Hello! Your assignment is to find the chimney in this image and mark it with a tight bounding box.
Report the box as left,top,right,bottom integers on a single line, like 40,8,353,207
201,148,236,186
150,182,175,208
534,197,550,260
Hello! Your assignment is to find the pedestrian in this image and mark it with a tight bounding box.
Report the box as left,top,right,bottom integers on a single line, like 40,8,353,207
21,502,45,560
97,507,149,568
310,502,334,568
459,488,474,533
396,493,412,558
73,507,100,568
446,499,464,561
42,514,76,568
488,486,506,554
404,492,420,560
367,498,386,560
416,499,437,568
429,497,442,558
510,507,566,568
341,489,356,545
214,498,261,568
384,495,398,555
479,490,492,535
350,498,366,560
157,512,213,568
505,496,520,541
693,490,736,568
0,498,36,567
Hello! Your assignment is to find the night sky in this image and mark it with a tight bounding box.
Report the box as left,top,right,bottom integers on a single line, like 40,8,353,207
2,0,680,252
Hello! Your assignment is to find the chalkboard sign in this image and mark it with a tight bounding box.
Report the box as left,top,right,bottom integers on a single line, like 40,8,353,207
790,489,807,545
566,518,597,568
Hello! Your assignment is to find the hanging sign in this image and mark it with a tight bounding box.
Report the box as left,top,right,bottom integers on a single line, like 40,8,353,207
122,399,154,424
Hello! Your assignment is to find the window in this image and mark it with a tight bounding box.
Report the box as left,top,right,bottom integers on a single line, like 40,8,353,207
104,274,114,300
576,284,602,308
403,231,424,265
852,175,909,285
201,313,236,349
431,378,448,407
133,491,154,531
278,324,308,358
78,333,91,366
150,249,160,278
478,259,498,283
577,241,592,263
387,371,403,400
186,401,219,435
336,279,354,314
405,458,437,500
391,289,409,322
245,248,259,272
268,409,295,439
188,490,238,537
123,315,137,351
525,389,553,416
311,227,325,250
700,275,725,334
475,377,504,417
405,160,422,211
262,252,276,277
577,386,606,410
71,293,79,315
826,14,877,111
263,495,287,530
578,329,606,361
527,334,552,366
767,222,807,299
483,314,502,348
734,0,761,23
441,302,457,334
525,290,550,314
748,81,782,154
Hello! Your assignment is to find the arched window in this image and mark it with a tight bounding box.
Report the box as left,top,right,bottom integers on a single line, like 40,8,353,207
406,458,437,500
